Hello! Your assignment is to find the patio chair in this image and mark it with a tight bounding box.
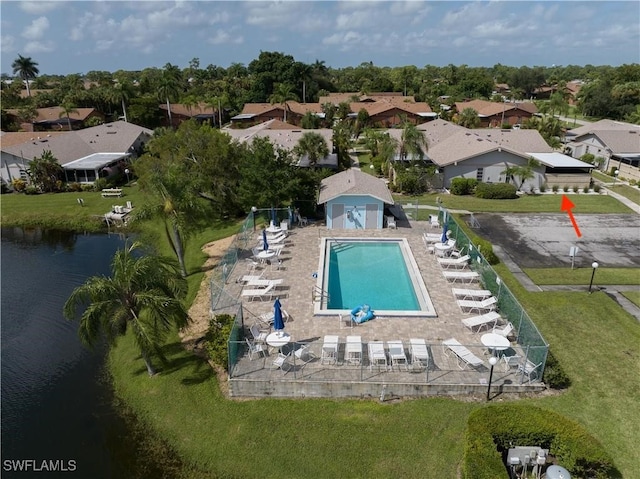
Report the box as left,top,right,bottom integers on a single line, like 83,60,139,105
409,338,430,369
386,215,397,229
493,322,515,339
442,338,484,370
245,278,284,289
442,271,480,284
462,311,502,333
245,337,267,360
271,352,292,374
249,323,269,344
438,254,471,269
517,360,543,383
293,343,317,368
241,283,276,302
452,288,492,300
387,340,408,371
500,353,522,372
429,215,440,228
457,296,498,314
368,341,388,371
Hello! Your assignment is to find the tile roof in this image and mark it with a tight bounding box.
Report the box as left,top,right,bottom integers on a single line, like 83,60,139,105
566,119,640,137
5,106,99,123
160,102,216,117
454,100,537,117
582,130,640,153
0,131,67,148
318,168,393,205
427,131,527,166
473,129,553,153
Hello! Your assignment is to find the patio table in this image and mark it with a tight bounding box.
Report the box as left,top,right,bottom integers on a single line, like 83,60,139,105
266,331,291,353
480,333,510,356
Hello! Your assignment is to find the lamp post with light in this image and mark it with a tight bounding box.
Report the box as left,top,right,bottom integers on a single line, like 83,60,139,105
124,168,130,185
613,169,619,187
251,206,258,232
588,262,599,293
486,356,498,401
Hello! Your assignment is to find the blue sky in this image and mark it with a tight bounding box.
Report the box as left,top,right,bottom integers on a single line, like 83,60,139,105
2,1,639,76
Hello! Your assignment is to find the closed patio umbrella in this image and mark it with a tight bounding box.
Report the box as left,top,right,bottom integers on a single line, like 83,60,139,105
262,229,269,251
273,298,284,333
441,222,449,244
271,206,277,226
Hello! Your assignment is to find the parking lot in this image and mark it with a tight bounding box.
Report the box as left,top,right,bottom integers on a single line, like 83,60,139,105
472,213,640,269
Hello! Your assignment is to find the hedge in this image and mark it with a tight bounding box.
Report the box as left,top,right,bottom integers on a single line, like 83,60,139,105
475,182,518,199
450,177,478,195
463,404,619,479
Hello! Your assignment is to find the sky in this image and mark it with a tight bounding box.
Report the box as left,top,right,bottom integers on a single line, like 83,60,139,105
1,0,639,76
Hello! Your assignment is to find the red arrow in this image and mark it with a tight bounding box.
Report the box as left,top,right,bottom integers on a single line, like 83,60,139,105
561,195,582,238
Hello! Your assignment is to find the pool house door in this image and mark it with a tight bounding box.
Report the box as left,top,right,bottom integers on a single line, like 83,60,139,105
365,204,378,229
331,203,345,229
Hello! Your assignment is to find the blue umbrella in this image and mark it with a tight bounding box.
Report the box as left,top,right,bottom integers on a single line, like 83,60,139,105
262,229,269,251
441,222,449,244
271,206,277,226
273,298,284,332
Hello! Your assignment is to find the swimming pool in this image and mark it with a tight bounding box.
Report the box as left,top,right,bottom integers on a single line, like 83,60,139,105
315,238,436,317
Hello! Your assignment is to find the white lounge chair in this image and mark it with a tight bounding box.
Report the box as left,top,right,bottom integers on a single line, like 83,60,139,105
321,335,339,365
387,340,408,371
409,338,430,369
493,322,515,339
452,288,493,300
241,283,276,302
345,336,363,365
438,255,471,269
442,338,484,370
246,278,284,288
368,341,388,371
457,296,498,314
461,311,502,333
442,271,480,283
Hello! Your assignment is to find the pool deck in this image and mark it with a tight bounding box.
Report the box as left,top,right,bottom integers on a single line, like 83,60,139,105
220,220,545,399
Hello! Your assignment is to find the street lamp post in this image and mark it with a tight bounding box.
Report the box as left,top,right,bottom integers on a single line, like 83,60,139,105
588,261,599,293
486,356,498,401
613,169,619,187
251,206,258,232
124,168,130,185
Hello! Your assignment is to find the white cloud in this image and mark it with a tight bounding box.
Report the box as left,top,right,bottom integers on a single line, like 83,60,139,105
23,40,54,53
322,30,365,50
1,35,16,53
19,1,64,15
245,1,307,28
70,12,100,42
389,1,427,16
208,30,243,45
22,16,49,40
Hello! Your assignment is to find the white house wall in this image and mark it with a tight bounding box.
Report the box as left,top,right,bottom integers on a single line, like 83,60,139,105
566,134,611,170
1,152,28,184
325,195,384,230
443,150,544,191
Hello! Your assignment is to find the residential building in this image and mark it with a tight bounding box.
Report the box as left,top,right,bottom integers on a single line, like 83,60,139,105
454,100,537,127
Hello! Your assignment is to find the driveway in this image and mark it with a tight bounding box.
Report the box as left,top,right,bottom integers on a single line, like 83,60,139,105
472,213,640,268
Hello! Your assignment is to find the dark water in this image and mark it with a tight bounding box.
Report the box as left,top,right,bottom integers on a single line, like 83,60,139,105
1,228,130,478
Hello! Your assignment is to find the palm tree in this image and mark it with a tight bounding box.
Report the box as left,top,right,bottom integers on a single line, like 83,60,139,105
112,79,135,122
293,132,329,166
59,100,79,131
12,54,39,97
63,241,189,376
269,83,298,122
399,120,428,161
457,107,480,128
158,63,182,127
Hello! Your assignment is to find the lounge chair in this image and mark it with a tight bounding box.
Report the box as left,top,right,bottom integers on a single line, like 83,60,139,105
442,271,480,283
345,336,362,365
241,283,276,302
409,338,430,369
321,335,339,365
245,278,284,288
442,338,484,370
452,288,493,300
438,255,471,269
387,340,408,371
457,296,498,314
462,311,502,333
368,341,388,371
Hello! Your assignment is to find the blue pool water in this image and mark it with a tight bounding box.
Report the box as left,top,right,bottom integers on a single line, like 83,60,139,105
326,241,420,310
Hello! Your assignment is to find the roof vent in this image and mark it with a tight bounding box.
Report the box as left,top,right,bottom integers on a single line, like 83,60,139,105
106,124,113,128
107,131,117,134
629,131,637,134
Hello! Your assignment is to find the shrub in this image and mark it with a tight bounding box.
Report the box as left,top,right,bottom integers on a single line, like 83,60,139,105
563,185,570,192
543,350,571,389
593,184,601,193
474,238,499,265
81,184,94,192
93,178,109,191
463,404,618,479
67,182,83,192
580,153,595,164
583,185,590,194
552,184,559,193
204,314,235,370
475,182,517,199
539,184,547,192
24,186,39,195
450,177,477,195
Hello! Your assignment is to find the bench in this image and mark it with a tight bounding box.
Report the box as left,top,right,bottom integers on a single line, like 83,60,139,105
442,338,484,370
101,188,123,198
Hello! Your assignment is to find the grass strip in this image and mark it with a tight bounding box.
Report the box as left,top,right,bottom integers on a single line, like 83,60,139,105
524,267,640,286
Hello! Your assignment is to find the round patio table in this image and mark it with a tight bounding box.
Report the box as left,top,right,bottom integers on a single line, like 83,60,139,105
481,333,510,356
257,250,276,263
434,242,452,257
266,331,291,353
265,225,282,234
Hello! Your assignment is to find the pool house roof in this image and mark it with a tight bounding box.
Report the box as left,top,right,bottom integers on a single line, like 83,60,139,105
317,168,394,205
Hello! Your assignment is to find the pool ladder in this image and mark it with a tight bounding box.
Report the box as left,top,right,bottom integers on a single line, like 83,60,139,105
312,285,330,304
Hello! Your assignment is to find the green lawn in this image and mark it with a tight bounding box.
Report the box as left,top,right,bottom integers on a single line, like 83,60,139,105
393,192,633,214
622,291,640,307
524,267,640,286
609,184,640,205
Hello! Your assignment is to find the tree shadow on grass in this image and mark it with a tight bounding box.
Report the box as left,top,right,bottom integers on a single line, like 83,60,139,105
130,341,213,385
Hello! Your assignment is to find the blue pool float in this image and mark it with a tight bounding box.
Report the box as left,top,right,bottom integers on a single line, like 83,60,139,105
350,304,374,324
